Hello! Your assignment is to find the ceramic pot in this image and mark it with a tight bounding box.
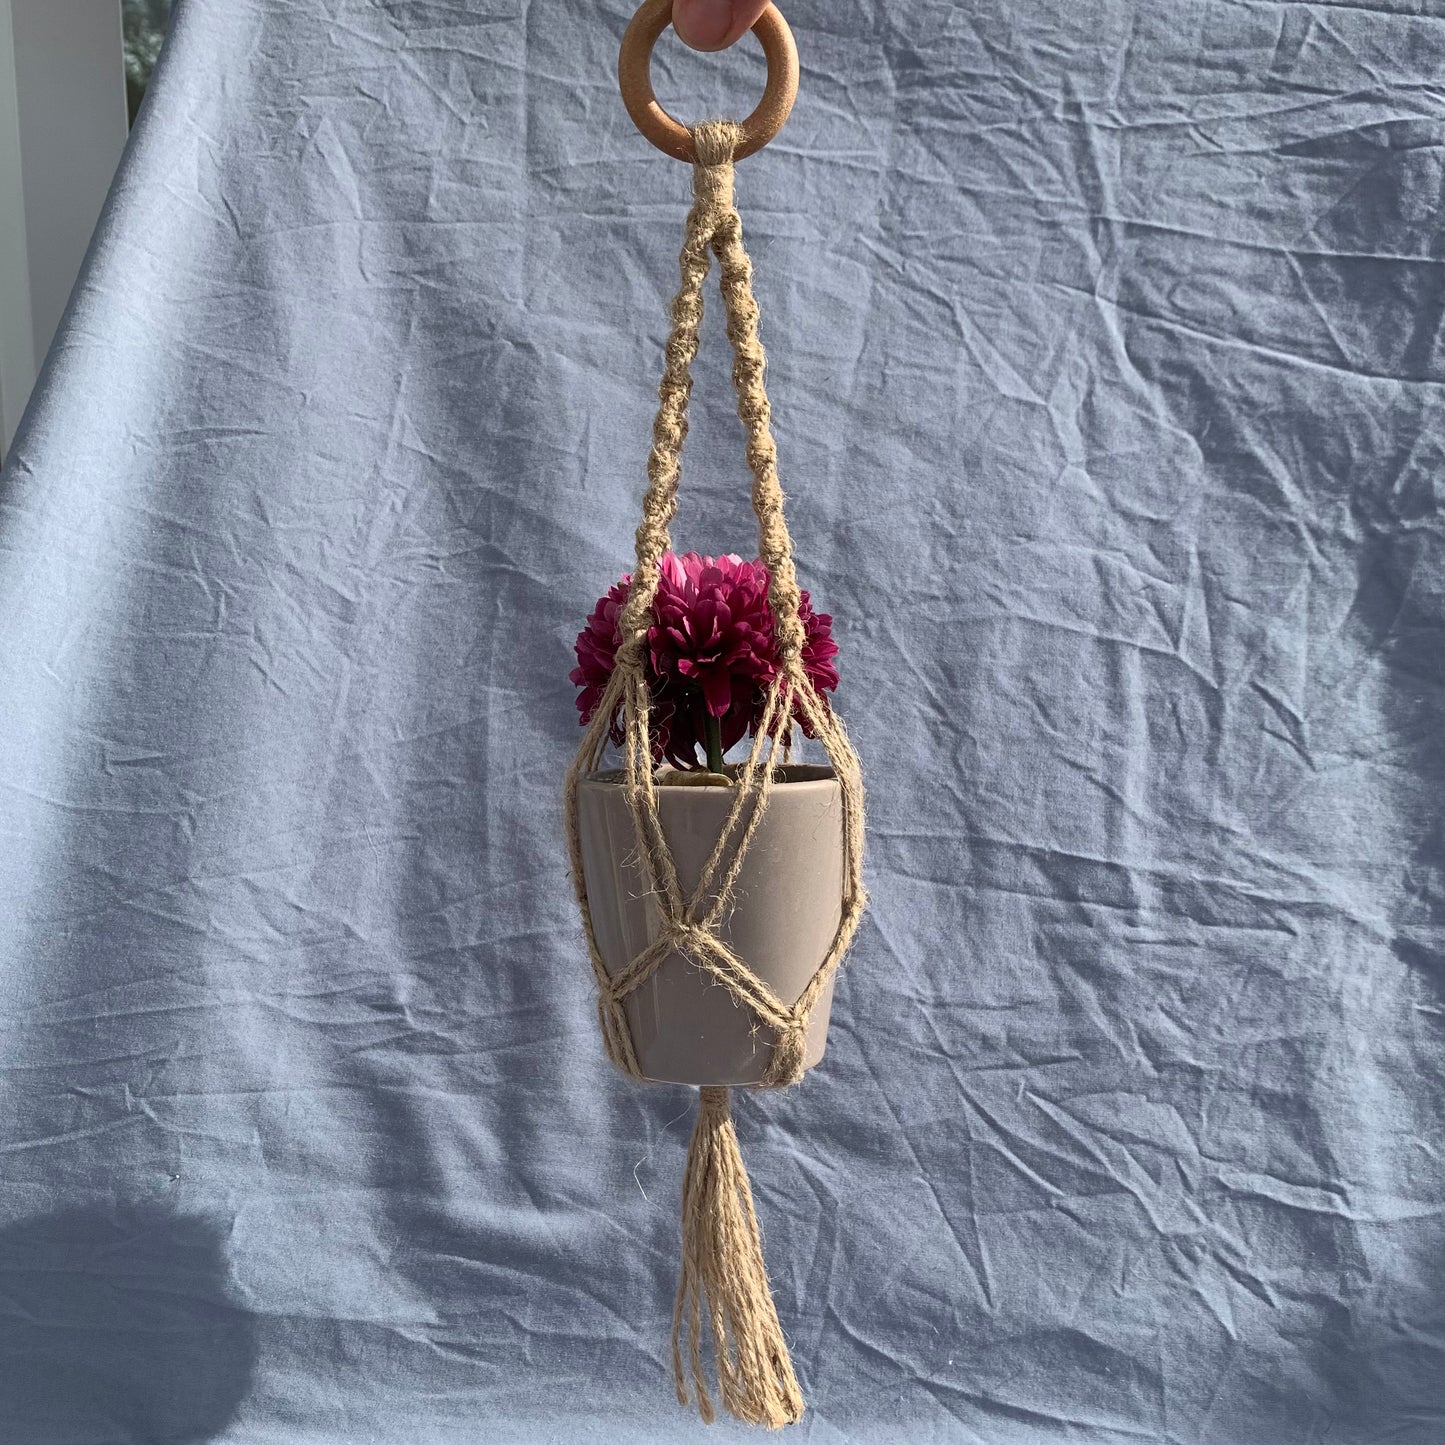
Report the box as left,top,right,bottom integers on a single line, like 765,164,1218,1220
575,764,844,1086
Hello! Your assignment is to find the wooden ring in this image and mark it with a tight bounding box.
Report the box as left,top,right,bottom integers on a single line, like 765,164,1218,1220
617,0,798,163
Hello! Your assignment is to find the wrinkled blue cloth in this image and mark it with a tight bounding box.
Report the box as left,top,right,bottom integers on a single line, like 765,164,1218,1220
1,0,1442,1440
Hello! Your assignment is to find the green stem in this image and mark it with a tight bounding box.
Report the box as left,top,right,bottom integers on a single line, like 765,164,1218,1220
703,713,725,775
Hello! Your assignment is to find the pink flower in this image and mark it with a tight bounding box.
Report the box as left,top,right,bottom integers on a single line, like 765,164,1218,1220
795,590,840,734
572,551,840,769
569,577,630,748
648,553,774,758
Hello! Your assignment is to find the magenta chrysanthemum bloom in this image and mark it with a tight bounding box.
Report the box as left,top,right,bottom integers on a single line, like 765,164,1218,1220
569,576,630,746
569,573,689,763
572,550,840,769
794,590,840,734
649,553,774,760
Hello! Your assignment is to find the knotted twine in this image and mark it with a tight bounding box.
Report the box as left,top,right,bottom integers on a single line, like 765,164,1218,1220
562,119,867,1428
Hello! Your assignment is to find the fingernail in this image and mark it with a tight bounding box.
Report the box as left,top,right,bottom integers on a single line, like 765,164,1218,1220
674,0,734,51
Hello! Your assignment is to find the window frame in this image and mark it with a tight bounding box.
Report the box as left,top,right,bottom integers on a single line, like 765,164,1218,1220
0,0,129,455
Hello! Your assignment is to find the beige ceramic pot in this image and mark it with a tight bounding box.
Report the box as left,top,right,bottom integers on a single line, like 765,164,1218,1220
575,764,844,1086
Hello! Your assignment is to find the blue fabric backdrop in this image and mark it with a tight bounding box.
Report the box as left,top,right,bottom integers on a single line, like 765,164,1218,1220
1,0,1442,1440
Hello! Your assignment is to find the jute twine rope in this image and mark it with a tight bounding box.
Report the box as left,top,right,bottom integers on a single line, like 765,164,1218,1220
562,120,866,1428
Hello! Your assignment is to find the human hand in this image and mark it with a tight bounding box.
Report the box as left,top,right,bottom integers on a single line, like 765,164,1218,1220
672,0,772,51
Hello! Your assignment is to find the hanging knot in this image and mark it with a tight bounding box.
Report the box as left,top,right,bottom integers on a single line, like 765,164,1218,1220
773,616,807,667
613,635,648,676
762,1020,808,1088
692,118,742,170
596,995,644,1079
670,919,714,955
690,121,740,217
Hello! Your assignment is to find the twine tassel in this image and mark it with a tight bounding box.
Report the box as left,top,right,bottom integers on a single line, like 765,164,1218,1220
672,1086,804,1428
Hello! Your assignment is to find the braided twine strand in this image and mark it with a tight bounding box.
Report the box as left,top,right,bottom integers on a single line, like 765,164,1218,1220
561,120,867,1428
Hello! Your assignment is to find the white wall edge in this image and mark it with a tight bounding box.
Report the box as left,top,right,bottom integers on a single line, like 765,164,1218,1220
0,0,37,457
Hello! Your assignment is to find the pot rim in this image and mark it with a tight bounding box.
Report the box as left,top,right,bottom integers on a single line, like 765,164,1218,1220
580,762,838,790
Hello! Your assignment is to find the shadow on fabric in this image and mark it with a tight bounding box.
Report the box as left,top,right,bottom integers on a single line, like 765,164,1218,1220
0,1205,257,1444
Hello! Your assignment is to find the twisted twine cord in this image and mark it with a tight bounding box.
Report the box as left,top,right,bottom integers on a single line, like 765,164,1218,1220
561,119,868,1428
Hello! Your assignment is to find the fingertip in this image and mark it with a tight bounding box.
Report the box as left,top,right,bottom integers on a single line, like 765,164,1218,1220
673,0,738,52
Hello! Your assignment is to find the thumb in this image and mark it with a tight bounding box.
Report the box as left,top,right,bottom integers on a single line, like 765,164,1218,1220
672,0,772,52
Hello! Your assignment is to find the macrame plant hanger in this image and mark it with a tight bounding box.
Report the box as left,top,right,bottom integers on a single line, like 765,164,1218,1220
563,1,866,1427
